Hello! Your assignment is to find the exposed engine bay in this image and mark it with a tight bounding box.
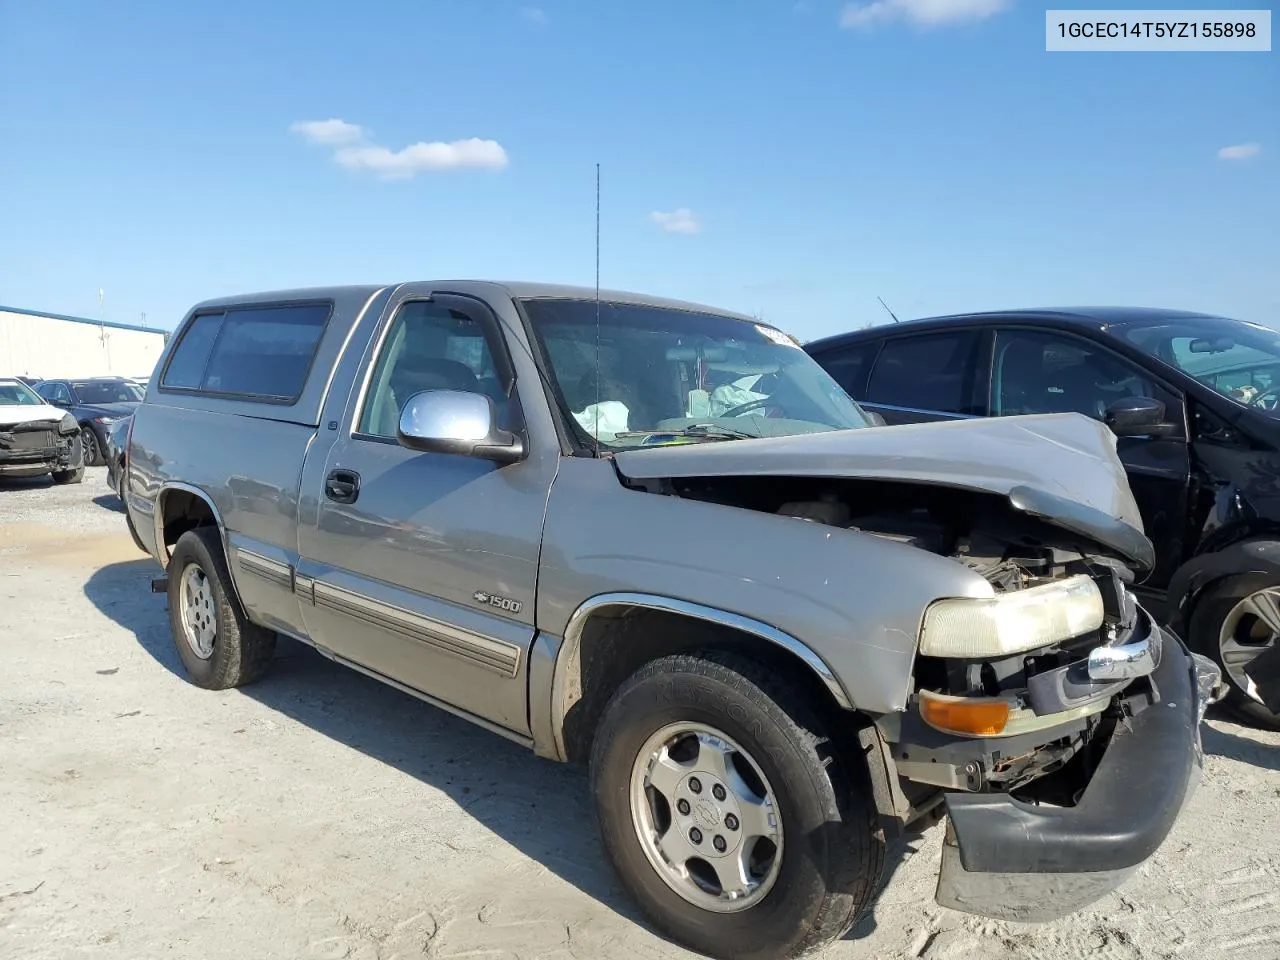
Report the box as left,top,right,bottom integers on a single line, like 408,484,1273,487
623,472,1154,809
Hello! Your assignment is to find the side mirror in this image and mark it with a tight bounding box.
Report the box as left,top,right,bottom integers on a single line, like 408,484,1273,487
865,410,887,427
1104,396,1175,438
396,390,524,464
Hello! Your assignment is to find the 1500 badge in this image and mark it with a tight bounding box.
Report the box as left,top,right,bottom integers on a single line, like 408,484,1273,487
473,590,522,614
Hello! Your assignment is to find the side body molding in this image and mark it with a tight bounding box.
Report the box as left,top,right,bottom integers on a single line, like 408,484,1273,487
541,592,856,762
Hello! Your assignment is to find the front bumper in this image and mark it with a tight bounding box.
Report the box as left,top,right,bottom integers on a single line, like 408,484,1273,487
935,629,1217,921
0,429,81,476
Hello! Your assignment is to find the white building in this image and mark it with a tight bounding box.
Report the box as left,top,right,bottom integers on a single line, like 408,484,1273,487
0,305,169,380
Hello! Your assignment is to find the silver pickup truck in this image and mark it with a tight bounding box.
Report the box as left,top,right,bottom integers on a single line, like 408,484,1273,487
125,282,1220,960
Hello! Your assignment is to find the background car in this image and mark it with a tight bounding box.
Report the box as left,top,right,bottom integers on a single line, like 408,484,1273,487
0,376,84,483
807,307,1280,729
35,377,142,467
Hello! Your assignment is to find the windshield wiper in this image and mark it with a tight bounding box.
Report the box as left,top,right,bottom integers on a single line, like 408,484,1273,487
613,423,759,443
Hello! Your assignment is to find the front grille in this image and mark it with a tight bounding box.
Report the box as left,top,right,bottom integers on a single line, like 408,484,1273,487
0,422,59,457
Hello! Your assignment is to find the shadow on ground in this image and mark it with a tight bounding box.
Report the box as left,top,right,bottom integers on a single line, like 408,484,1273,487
85,558,913,946
92,494,125,513
1202,722,1280,773
0,476,54,492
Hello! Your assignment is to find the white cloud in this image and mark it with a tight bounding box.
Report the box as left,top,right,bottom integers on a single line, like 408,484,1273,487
649,208,701,235
521,6,548,24
1218,142,1262,161
840,0,1009,28
290,119,508,178
289,119,366,146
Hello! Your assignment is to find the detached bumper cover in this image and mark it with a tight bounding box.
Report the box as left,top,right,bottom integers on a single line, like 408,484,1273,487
936,629,1213,921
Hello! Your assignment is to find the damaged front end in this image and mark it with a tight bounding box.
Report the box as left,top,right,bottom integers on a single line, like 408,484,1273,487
611,413,1222,922
0,415,82,477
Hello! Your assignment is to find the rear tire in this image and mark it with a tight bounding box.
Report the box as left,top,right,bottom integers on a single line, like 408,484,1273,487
590,652,883,960
1189,572,1280,730
167,527,276,690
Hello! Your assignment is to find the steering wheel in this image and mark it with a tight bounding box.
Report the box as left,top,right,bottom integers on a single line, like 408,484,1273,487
720,397,784,418
1250,385,1280,410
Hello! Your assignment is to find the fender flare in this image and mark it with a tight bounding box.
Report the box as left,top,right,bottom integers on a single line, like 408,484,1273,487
154,482,234,571
545,591,856,763
1165,537,1280,633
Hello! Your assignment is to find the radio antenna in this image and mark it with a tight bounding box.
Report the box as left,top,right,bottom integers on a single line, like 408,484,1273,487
877,296,901,324
594,162,602,456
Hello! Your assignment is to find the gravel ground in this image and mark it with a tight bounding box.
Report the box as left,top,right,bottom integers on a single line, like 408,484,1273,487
2,469,1278,960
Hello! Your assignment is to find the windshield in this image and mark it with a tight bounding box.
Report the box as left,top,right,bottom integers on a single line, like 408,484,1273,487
0,380,44,405
1121,317,1280,413
73,380,143,404
521,299,872,448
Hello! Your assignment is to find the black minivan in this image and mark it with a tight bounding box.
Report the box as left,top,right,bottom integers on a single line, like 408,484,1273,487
807,307,1280,728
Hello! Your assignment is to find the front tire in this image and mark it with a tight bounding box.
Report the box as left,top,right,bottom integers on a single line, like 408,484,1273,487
51,463,84,484
167,527,276,690
590,653,883,960
80,426,102,467
1190,573,1280,730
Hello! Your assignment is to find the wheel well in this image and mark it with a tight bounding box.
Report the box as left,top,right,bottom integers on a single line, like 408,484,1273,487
160,489,218,557
559,605,856,764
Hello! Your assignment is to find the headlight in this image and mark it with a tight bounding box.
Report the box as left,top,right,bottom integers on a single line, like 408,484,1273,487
58,413,79,435
93,416,120,424
919,574,1104,659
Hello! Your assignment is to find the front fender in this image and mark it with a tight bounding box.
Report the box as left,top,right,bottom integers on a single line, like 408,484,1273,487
536,458,994,716
1165,537,1280,633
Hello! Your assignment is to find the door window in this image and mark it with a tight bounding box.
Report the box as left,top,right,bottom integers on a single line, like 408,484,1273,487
816,341,879,400
38,382,72,404
992,329,1157,420
358,301,503,439
865,331,983,414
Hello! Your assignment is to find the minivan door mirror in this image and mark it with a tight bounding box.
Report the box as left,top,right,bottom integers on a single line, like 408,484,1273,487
396,390,524,464
1104,396,1175,438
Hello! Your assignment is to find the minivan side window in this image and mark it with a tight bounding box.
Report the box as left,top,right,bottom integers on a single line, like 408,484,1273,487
817,341,879,400
160,303,330,401
992,329,1157,421
865,331,983,414
358,301,503,439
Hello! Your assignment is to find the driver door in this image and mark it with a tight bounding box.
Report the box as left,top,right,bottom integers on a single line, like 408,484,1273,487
990,326,1191,591
295,291,557,736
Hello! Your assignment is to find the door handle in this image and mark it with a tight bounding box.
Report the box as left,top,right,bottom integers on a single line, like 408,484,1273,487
325,469,361,504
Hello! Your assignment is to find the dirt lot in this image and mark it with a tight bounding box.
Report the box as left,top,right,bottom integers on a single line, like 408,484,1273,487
2,469,1278,960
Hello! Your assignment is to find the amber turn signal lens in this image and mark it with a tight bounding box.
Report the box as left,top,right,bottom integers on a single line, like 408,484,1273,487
919,691,1011,736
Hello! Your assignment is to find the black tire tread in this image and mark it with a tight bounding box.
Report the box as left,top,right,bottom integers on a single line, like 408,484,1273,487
168,527,275,690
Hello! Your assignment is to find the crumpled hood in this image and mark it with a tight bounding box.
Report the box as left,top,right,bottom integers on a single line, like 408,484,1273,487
0,403,67,426
613,413,1154,570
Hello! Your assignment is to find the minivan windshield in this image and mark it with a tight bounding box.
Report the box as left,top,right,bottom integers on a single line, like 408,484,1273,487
73,380,143,404
1121,317,1280,413
0,379,44,405
521,299,872,448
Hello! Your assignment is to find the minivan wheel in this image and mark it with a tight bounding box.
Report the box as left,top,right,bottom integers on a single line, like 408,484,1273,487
590,652,884,960
166,528,276,690
1190,573,1280,730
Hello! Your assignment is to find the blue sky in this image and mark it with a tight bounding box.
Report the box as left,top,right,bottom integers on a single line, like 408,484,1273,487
0,1,1274,340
